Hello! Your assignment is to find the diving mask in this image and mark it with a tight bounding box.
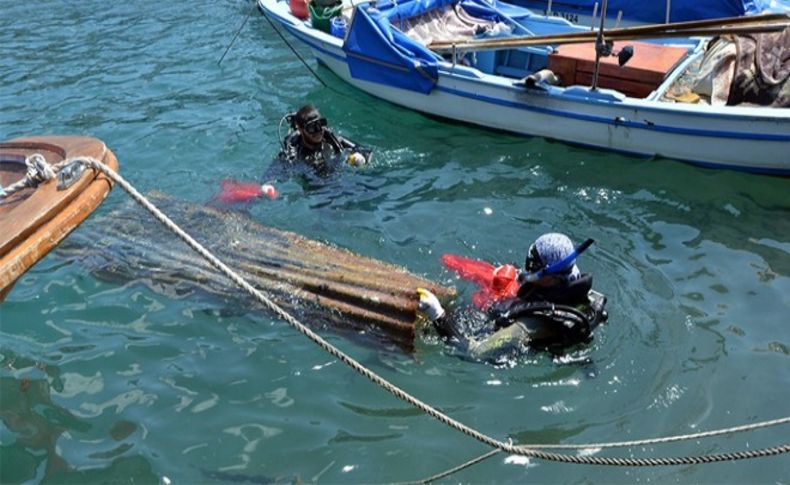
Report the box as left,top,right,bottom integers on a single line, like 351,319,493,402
302,117,327,134
525,243,543,273
520,238,594,283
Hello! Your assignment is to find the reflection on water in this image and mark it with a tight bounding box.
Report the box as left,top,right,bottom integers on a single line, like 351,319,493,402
1,0,788,482
0,350,157,484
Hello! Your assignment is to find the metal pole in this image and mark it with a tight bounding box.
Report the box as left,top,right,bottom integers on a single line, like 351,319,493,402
547,0,553,16
665,0,671,23
590,2,598,30
591,0,608,91
427,14,790,52
615,10,623,29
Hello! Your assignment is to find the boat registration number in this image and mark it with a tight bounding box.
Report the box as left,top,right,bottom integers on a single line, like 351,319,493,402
542,9,579,23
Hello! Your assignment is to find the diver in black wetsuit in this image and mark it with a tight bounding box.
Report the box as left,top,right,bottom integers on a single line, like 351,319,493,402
417,233,608,362
264,105,370,182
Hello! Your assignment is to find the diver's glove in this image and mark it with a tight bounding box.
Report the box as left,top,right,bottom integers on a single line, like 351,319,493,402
260,184,279,199
347,152,367,167
416,288,445,322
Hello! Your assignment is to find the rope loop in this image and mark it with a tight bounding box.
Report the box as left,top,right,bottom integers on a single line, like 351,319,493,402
25,153,56,185
1,152,98,199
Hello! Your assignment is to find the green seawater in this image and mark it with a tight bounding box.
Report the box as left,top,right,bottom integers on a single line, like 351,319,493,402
1,1,788,483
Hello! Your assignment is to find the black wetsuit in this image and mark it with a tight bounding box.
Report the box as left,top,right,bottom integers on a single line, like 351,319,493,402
434,274,608,362
265,129,362,182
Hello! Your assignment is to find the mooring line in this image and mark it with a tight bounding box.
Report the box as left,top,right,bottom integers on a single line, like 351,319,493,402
260,8,328,88
218,1,258,66
404,415,790,483
256,1,391,119
394,449,502,485
31,154,790,468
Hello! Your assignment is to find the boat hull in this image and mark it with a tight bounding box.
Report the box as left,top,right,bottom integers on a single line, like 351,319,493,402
0,136,118,301
259,0,790,174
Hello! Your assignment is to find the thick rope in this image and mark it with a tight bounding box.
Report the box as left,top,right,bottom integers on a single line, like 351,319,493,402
519,416,790,449
410,415,790,482
407,416,790,483
62,155,790,467
1,154,57,197
0,150,107,199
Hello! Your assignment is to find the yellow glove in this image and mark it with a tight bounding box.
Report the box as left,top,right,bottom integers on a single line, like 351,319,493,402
347,152,367,167
416,288,445,322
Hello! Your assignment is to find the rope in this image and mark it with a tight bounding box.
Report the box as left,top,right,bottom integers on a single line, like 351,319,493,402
258,2,390,117
517,416,790,449
218,1,258,66
58,155,790,467
395,449,502,485
409,416,790,482
1,154,58,197
0,149,113,200
261,8,328,88
406,417,790,482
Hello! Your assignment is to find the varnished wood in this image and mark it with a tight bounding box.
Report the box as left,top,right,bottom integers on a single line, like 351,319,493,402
0,136,118,302
549,41,688,97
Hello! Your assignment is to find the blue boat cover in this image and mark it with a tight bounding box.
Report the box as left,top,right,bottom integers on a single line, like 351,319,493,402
507,0,777,23
343,0,513,93
343,6,442,94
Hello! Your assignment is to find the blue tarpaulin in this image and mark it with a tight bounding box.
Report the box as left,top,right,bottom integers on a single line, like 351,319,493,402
342,0,525,92
507,0,776,23
343,5,441,93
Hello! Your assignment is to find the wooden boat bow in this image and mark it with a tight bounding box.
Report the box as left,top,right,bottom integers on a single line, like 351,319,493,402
0,136,118,301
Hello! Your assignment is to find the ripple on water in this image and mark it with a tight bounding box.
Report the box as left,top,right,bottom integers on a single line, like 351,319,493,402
1,0,788,482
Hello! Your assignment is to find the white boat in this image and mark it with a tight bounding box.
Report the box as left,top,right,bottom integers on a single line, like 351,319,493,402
508,0,788,27
258,0,790,174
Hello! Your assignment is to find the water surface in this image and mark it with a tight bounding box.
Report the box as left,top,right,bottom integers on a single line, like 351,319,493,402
1,1,788,483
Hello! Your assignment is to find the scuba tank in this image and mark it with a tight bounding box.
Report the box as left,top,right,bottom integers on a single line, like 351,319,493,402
492,288,608,349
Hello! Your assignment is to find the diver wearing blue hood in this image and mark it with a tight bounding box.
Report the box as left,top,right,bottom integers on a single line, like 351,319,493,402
418,233,608,361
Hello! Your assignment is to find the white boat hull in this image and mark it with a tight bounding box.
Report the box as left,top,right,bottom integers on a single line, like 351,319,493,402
259,0,790,174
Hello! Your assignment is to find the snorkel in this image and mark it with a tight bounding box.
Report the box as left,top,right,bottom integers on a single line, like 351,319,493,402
519,238,594,283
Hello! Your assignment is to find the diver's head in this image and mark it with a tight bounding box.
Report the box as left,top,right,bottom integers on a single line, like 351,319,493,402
294,105,327,147
525,233,580,279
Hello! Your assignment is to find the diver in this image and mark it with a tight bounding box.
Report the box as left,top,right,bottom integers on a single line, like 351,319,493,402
267,104,370,181
417,233,608,363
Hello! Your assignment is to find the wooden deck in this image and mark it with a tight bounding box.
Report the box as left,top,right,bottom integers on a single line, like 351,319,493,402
549,41,689,98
